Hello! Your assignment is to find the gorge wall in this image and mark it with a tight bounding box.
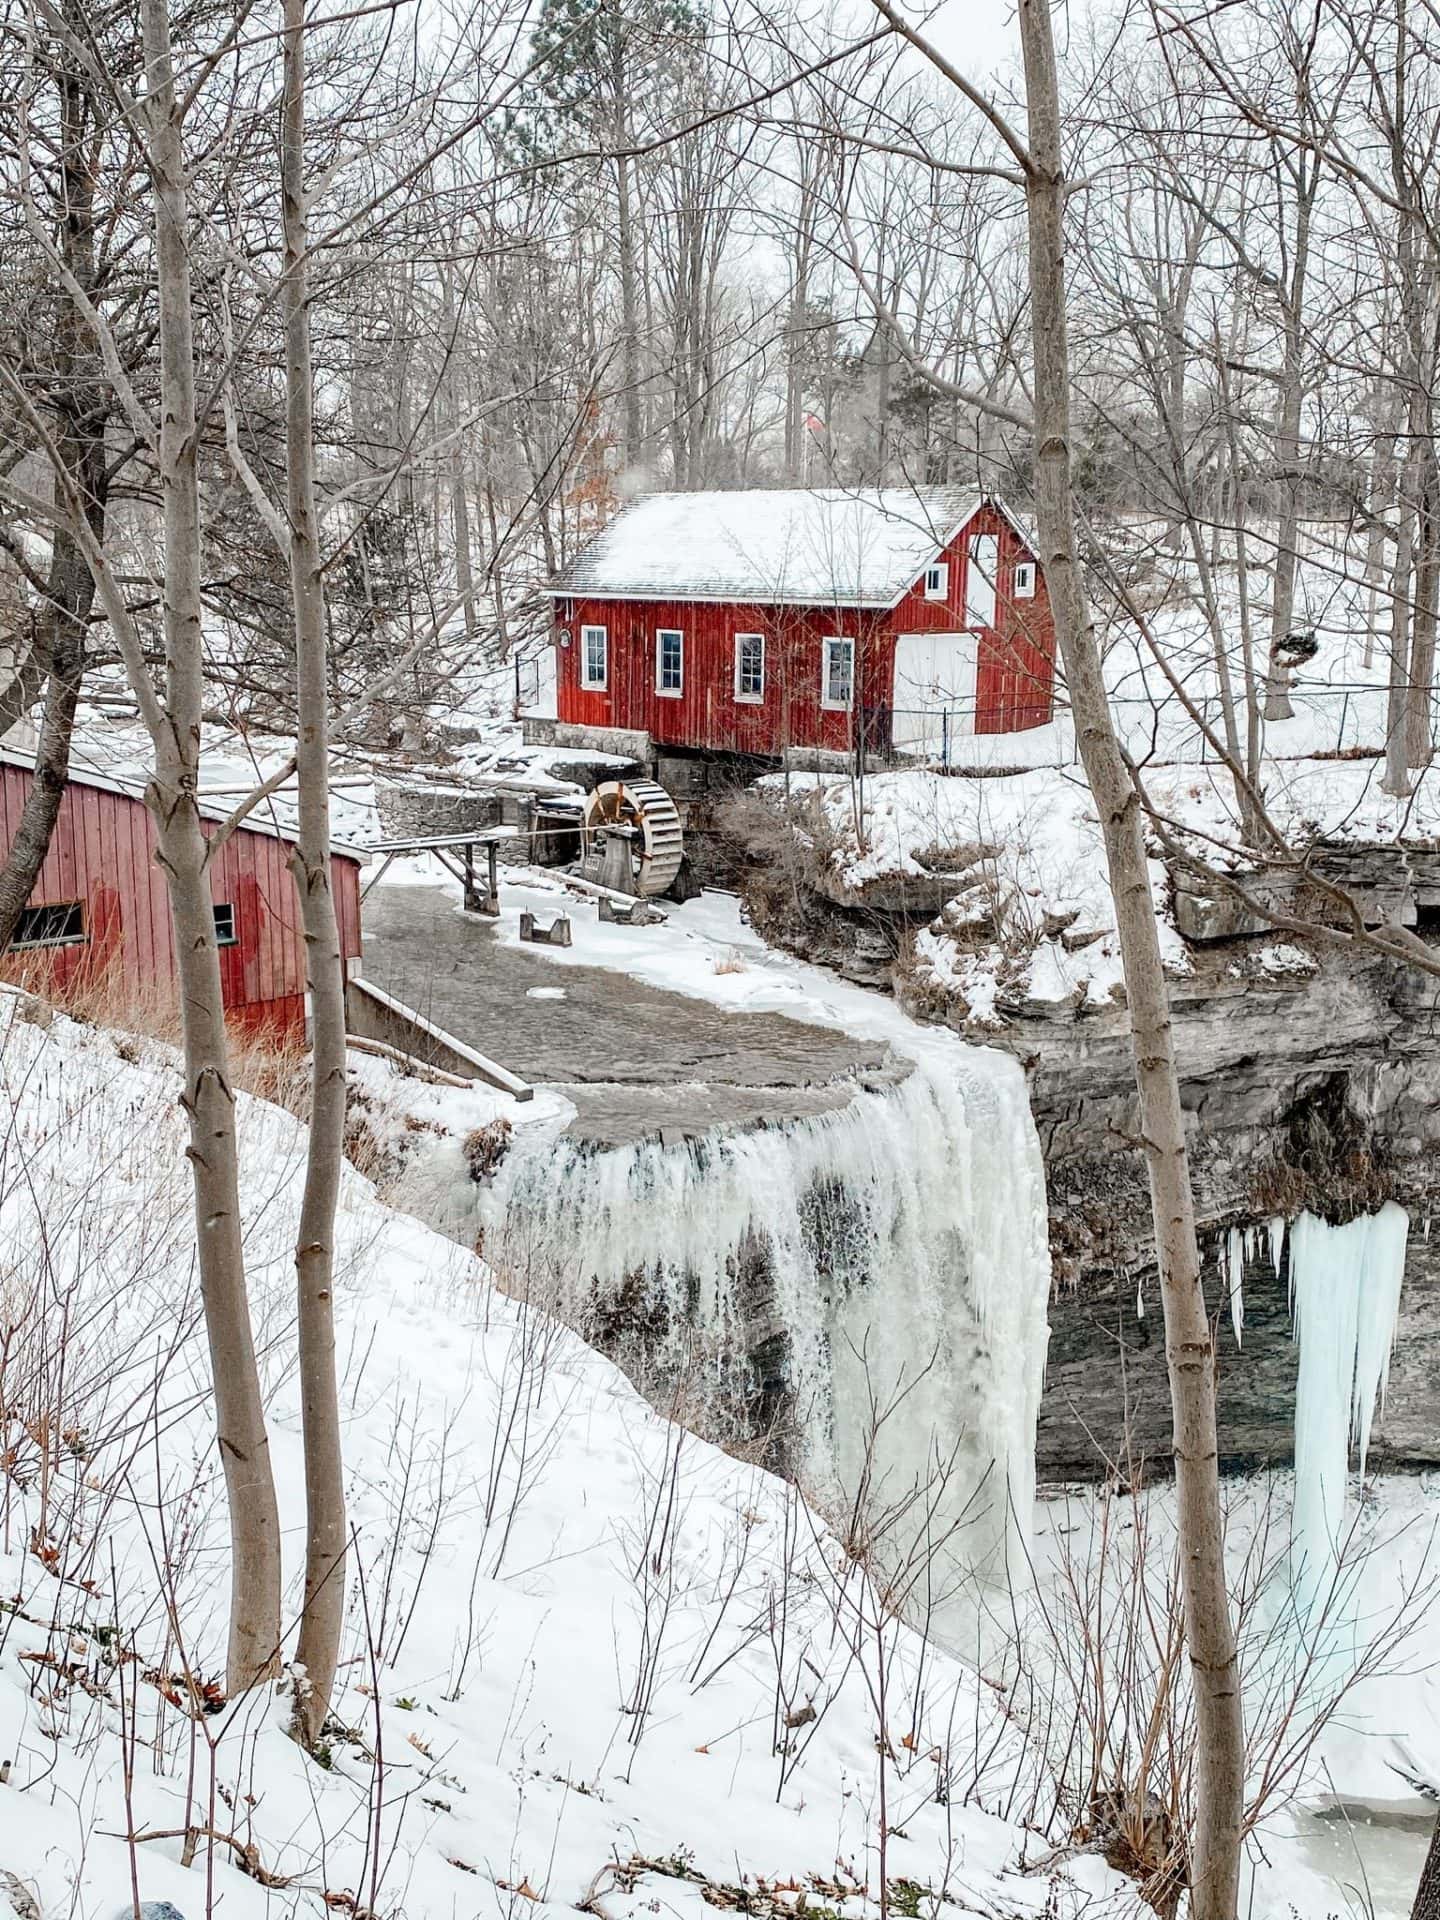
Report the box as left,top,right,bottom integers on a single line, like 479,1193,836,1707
728,829,1440,1481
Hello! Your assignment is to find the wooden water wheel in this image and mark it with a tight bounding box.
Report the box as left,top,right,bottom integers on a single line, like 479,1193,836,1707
582,779,684,898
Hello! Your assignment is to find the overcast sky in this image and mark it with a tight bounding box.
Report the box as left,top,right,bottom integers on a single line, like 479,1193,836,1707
924,0,1022,80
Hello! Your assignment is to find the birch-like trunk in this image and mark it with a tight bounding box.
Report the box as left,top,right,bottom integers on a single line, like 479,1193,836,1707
140,0,282,1691
0,35,106,951
1016,6,1245,1915
280,0,349,1747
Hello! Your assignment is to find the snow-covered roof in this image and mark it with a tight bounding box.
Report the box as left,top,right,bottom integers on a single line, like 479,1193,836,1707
551,487,1015,609
0,738,368,862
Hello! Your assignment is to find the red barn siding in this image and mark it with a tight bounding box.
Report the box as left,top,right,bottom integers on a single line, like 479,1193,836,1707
558,594,894,755
554,500,1056,755
0,763,363,1040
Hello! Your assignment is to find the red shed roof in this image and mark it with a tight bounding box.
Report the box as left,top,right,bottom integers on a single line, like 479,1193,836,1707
551,488,1034,610
0,740,367,863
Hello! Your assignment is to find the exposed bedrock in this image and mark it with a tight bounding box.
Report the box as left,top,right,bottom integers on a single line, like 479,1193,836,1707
731,836,1440,1478
1010,947,1440,1478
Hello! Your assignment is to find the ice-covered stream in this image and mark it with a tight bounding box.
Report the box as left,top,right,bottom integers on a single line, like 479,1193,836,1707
478,1041,1052,1624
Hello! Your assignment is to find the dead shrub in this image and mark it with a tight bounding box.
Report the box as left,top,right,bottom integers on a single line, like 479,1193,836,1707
462,1117,512,1182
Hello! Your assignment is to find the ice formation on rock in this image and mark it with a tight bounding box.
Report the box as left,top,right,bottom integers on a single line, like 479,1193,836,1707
1287,1204,1409,1626
481,1045,1052,1630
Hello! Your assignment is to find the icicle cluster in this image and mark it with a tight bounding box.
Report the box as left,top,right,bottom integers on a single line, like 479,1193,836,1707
1287,1204,1409,1620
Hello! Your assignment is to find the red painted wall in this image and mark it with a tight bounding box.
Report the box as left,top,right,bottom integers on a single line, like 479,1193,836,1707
0,764,363,1041
553,502,1056,753
556,594,894,755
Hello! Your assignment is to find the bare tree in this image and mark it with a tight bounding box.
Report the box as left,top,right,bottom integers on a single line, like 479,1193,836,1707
280,0,348,1746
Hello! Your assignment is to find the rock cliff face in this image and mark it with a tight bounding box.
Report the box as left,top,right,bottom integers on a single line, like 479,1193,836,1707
1004,943,1440,1478
731,833,1440,1480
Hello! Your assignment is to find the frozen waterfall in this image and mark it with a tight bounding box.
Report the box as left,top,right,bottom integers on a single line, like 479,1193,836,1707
479,1043,1052,1622
1286,1204,1409,1630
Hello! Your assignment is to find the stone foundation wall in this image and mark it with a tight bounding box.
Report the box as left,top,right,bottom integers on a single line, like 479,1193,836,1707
375,781,502,842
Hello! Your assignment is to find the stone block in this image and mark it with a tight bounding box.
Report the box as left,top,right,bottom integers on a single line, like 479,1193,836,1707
519,911,572,948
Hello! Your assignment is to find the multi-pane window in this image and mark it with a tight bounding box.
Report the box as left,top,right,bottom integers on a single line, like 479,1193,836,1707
821,636,854,710
923,563,949,601
13,901,84,948
213,902,238,947
580,624,608,689
656,628,684,694
734,632,765,702
1013,561,1037,599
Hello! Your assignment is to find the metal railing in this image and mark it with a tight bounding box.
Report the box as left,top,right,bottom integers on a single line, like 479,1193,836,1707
862,682,1393,773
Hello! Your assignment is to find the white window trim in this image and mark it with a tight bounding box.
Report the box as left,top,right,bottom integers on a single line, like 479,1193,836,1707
580,623,608,689
734,631,765,703
1013,560,1037,600
655,627,684,697
820,635,855,711
923,562,949,602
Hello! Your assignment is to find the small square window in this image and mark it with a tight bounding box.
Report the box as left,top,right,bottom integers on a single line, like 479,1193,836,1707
12,901,84,949
1014,561,1037,599
580,624,608,689
656,628,684,695
923,563,949,601
735,632,765,702
821,636,854,710
213,902,238,947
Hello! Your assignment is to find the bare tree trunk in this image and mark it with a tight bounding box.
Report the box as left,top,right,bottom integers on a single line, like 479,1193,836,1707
613,39,642,473
1407,458,1438,767
784,166,816,481
280,0,348,1746
1414,1815,1440,1920
1365,408,1399,667
1384,467,1417,797
140,0,282,1694
1264,198,1312,722
0,28,107,951
1017,7,1244,1918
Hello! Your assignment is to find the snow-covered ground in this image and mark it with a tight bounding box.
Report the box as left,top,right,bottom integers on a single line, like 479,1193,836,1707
1030,1472,1440,1920
0,986,1127,1920
757,539,1440,1030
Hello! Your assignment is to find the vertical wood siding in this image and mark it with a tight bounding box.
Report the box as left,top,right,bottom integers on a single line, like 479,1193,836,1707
0,764,363,1040
557,593,893,755
554,502,1057,753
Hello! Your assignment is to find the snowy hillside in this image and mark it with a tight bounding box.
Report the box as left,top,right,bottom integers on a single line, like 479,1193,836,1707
0,990,1127,1920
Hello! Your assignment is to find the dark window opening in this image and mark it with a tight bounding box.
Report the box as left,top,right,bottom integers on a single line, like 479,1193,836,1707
13,901,85,949
213,902,238,947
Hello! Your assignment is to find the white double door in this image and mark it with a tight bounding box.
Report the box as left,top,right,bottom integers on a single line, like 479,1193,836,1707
891,630,977,754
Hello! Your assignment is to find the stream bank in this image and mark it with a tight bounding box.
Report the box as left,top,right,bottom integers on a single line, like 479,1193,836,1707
713,806,1440,1479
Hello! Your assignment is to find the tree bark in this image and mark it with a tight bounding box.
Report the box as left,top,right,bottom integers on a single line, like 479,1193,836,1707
1406,458,1438,767
140,0,283,1694
280,0,349,1748
1414,1814,1440,1920
613,35,643,474
1016,5,1245,1916
0,24,108,952
1263,187,1313,723
1384,465,1417,798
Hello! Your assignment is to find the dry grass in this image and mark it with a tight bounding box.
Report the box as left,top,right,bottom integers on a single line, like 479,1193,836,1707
0,953,310,1109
